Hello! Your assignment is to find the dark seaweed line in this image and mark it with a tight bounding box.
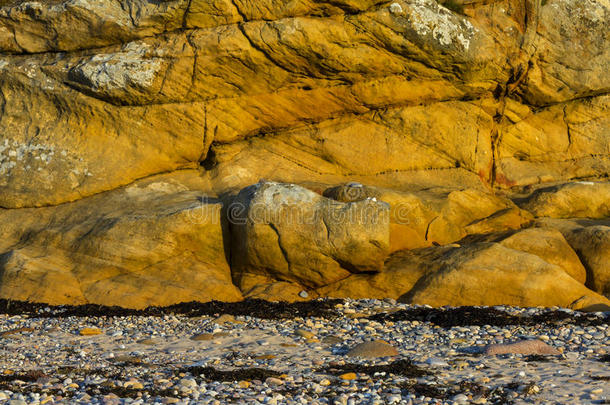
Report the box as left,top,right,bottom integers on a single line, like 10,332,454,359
368,306,609,328
0,298,343,320
1,298,607,328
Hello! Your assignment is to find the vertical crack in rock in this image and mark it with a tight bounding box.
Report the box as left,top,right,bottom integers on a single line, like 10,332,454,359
489,107,504,188
562,105,572,151
182,0,194,29
118,0,137,29
230,0,248,22
507,0,540,94
488,0,541,188
198,104,209,163
424,216,439,241
268,222,291,272
184,30,199,99
321,213,335,251
521,0,541,60
0,88,6,119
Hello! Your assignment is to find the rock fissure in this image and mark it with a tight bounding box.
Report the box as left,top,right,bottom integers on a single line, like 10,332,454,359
268,222,291,272
182,0,194,29
229,0,247,23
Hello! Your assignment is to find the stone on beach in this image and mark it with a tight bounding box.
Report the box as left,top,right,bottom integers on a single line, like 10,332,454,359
484,339,561,356
346,340,399,358
191,333,215,341
79,327,102,336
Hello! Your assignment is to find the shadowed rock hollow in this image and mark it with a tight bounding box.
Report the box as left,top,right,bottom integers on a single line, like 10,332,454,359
0,0,608,308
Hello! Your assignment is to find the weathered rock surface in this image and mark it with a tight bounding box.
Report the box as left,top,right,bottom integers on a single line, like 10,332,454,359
0,170,242,308
0,0,608,307
324,182,533,251
518,182,610,219
230,182,390,289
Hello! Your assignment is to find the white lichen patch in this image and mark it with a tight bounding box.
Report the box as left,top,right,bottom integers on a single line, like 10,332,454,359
404,0,477,50
390,2,404,14
23,0,132,27
0,60,7,71
551,0,608,24
126,181,189,197
12,1,44,13
15,60,56,90
66,0,133,27
0,140,92,179
72,42,162,91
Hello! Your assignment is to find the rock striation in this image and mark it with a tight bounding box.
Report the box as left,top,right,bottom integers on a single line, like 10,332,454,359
0,0,608,308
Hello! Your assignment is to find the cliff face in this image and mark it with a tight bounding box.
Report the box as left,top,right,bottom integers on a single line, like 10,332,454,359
0,0,608,309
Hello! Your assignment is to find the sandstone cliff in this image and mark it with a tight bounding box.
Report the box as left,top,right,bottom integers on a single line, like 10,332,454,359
0,0,608,309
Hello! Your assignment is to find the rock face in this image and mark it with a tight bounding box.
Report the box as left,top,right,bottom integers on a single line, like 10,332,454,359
0,171,242,308
1,0,608,209
0,0,608,307
230,182,390,289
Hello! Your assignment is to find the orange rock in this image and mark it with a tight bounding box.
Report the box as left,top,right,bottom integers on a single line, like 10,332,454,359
79,327,102,336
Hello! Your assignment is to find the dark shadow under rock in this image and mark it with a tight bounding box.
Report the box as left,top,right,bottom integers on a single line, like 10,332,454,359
524,354,553,362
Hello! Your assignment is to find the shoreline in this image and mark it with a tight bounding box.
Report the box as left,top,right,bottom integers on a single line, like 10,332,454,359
0,299,608,404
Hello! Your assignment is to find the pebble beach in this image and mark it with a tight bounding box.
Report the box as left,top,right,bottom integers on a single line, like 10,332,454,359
0,299,608,405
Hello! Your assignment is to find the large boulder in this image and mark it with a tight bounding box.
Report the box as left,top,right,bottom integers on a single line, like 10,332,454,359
317,227,608,310
0,170,242,308
399,242,608,310
230,182,390,289
565,226,610,297
536,218,610,298
465,227,587,284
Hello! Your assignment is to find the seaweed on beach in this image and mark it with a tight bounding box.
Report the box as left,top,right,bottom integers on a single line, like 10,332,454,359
0,298,343,320
400,379,519,404
399,381,445,398
368,306,608,328
91,385,185,399
321,359,432,378
524,354,552,362
178,366,282,382
0,369,48,383
598,354,610,362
